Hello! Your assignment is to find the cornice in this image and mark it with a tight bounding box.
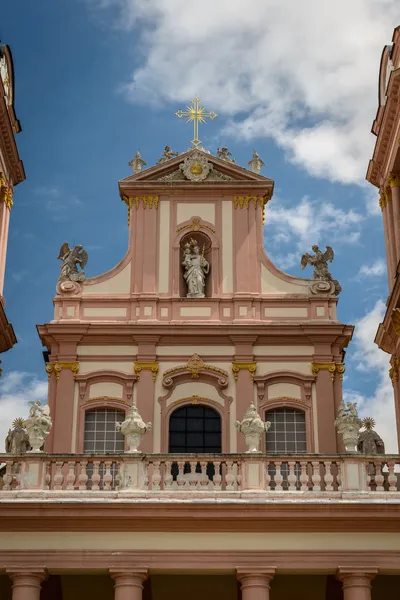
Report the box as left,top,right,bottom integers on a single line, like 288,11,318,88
0,301,16,352
0,89,24,186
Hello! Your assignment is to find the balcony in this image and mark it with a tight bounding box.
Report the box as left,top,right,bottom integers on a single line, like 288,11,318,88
1,453,400,498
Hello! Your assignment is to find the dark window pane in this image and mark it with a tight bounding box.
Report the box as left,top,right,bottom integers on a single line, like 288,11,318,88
169,404,221,453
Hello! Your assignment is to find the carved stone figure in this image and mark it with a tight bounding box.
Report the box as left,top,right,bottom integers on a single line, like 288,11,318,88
5,418,30,454
300,245,341,296
116,404,152,453
182,238,210,298
128,151,147,174
357,417,385,455
235,403,271,453
248,150,265,174
334,401,362,453
24,401,52,453
57,242,88,283
157,145,179,163
217,147,235,163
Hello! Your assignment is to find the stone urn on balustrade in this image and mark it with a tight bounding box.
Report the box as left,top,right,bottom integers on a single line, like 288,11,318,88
116,404,152,453
334,401,362,453
235,403,271,453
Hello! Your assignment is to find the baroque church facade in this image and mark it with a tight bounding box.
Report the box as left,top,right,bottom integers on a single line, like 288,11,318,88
1,36,400,600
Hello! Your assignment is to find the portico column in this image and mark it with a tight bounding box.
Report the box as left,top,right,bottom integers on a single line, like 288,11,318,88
236,568,276,600
110,569,148,600
337,567,378,600
6,569,47,600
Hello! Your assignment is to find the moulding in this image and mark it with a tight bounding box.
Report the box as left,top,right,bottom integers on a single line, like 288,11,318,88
311,362,345,382
134,361,159,381
232,362,257,381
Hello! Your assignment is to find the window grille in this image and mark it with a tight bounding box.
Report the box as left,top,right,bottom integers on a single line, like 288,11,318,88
265,408,307,454
84,408,125,454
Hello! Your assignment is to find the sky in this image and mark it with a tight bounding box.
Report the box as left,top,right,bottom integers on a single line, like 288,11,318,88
0,0,399,450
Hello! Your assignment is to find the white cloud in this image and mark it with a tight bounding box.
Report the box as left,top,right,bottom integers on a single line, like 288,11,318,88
89,0,399,187
264,195,364,268
344,300,398,453
357,259,387,278
0,371,48,448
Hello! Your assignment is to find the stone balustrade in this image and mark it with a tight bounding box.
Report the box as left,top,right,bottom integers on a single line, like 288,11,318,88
0,453,399,496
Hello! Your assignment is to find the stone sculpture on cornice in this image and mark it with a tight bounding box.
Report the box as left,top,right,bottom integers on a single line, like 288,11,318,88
217,147,235,163
5,418,30,454
57,242,88,283
157,145,179,163
334,401,362,453
129,151,147,174
248,150,265,174
24,401,52,453
300,244,342,296
357,417,385,455
235,403,271,453
182,238,210,298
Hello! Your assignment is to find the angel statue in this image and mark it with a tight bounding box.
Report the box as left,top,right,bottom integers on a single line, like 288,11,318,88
57,242,88,283
300,245,341,296
217,147,235,163
157,145,179,163
182,238,210,298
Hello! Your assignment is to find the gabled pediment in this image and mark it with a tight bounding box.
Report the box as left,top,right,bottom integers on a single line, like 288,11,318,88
119,148,274,186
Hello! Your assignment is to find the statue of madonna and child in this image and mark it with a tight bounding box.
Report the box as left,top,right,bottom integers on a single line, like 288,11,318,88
182,238,210,298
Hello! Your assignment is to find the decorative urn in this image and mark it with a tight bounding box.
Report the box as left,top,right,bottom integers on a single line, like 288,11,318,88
116,404,152,453
235,403,271,453
23,401,52,453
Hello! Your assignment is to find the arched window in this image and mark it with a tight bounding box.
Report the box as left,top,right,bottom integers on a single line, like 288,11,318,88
84,408,125,453
265,408,306,453
169,404,222,453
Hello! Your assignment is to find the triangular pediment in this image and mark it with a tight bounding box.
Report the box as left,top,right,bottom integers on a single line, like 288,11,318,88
119,148,274,186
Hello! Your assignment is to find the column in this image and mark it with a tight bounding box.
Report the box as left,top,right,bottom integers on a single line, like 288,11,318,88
110,569,148,600
7,569,47,600
337,567,377,600
236,568,275,600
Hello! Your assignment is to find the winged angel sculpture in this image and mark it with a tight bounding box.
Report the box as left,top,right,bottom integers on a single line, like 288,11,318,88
57,242,88,283
300,245,341,296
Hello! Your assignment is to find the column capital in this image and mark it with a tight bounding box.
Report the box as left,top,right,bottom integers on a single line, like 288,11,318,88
109,568,148,582
6,568,47,581
337,566,378,580
236,566,276,580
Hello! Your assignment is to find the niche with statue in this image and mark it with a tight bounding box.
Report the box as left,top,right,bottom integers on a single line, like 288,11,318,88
180,231,213,298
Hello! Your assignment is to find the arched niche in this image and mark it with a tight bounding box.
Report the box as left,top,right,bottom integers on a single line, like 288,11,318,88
172,217,220,297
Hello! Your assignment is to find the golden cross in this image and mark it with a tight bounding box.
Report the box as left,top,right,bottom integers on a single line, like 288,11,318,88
175,97,217,147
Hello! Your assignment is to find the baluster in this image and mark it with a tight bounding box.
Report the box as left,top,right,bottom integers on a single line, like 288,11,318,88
311,462,321,491
237,461,242,491
213,461,222,490
177,460,185,488
164,461,173,489
299,461,308,491
188,461,197,488
274,462,283,491
200,461,209,488
142,461,149,490
152,461,162,491
15,461,23,490
66,461,76,490
375,461,384,491
388,460,398,492
2,461,13,490
44,462,51,490
287,461,297,491
337,461,342,491
265,461,272,491
103,461,113,491
53,461,64,490
91,461,101,491
225,461,234,491
78,461,89,491
324,461,334,492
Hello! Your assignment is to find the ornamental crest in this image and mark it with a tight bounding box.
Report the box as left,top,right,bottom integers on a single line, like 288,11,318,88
179,151,213,182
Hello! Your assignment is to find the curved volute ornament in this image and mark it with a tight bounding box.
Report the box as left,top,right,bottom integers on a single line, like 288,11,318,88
116,404,152,453
235,403,271,453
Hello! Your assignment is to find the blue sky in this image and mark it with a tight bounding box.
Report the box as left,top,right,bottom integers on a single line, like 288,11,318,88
0,1,399,449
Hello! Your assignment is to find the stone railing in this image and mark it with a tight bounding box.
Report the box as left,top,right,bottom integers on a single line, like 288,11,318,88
1,453,399,497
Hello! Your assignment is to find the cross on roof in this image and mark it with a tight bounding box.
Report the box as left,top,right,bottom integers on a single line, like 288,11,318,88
175,97,218,148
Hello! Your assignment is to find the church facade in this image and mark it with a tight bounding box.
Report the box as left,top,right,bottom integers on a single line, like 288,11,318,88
0,43,25,358
1,86,400,600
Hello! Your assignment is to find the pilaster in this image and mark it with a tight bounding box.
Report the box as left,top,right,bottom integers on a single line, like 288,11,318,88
134,336,160,452
311,359,338,453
